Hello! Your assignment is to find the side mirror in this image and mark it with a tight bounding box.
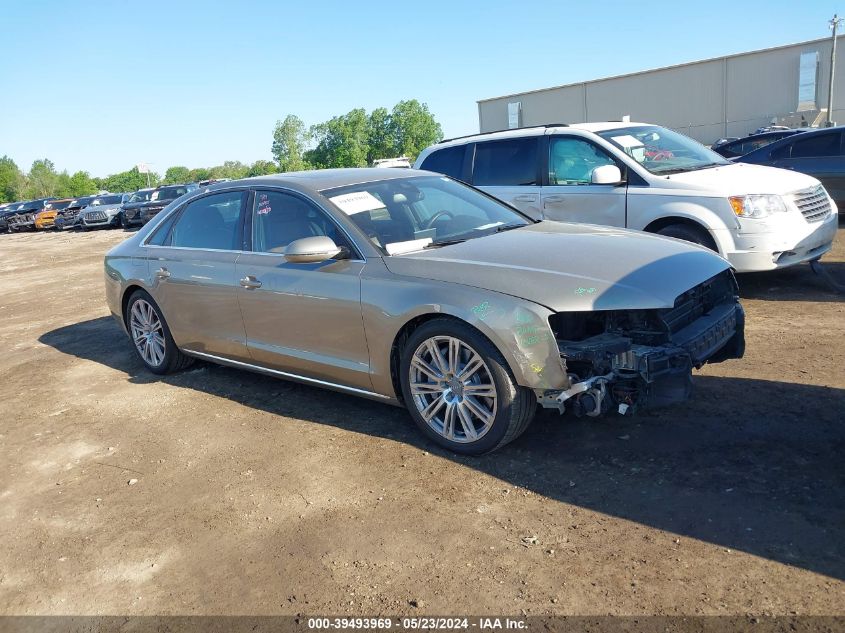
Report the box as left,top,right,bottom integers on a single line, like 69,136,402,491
591,165,623,185
284,236,342,263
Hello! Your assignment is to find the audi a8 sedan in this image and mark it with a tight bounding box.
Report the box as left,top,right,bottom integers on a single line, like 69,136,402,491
104,169,745,454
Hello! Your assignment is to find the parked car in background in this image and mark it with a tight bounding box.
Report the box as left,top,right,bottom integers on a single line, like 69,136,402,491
711,130,803,159
78,193,130,230
135,184,198,225
736,126,845,213
373,157,412,168
415,122,838,272
754,125,792,134
55,196,96,230
0,201,27,233
710,137,738,148
120,188,155,228
104,170,744,454
34,198,75,230
7,198,56,232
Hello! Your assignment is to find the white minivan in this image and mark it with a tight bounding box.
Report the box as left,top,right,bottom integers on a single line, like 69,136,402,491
414,123,839,272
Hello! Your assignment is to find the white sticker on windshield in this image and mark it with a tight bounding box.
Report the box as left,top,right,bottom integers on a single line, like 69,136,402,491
329,191,385,215
611,134,644,148
385,238,433,255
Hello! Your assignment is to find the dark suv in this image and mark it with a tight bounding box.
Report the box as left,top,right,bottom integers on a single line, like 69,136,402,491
1,201,28,233
123,184,197,227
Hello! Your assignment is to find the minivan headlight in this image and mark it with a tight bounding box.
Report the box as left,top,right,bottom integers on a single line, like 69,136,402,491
729,194,787,218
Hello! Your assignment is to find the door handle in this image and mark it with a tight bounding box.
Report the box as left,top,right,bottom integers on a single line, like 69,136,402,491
240,275,262,289
154,267,171,280
513,194,537,202
544,195,566,204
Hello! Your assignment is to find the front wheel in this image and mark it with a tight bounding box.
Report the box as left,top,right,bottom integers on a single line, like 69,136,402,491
125,290,193,375
400,319,535,455
655,223,717,251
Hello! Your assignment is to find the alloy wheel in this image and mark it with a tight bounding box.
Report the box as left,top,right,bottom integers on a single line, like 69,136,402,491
129,299,166,367
409,336,498,443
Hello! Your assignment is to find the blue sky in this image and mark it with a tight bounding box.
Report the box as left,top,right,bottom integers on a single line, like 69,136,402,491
0,0,839,176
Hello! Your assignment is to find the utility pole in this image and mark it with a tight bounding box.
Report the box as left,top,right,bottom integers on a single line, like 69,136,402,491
828,14,842,126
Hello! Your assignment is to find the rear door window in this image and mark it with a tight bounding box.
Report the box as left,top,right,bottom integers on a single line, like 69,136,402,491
472,138,538,186
168,191,246,250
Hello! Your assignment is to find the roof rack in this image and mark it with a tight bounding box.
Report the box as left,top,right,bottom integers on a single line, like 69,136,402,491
439,123,569,144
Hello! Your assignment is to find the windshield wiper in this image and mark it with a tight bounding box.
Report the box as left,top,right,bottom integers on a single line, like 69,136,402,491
425,237,469,248
491,223,525,233
688,162,726,171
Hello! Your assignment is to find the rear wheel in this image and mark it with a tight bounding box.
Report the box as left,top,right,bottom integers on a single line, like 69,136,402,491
125,290,193,375
655,223,717,251
400,319,535,455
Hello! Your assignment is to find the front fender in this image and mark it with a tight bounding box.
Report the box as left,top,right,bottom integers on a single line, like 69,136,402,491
628,195,736,255
361,259,568,399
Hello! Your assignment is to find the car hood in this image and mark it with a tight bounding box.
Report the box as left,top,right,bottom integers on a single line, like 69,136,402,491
659,162,820,196
86,204,122,213
382,222,732,312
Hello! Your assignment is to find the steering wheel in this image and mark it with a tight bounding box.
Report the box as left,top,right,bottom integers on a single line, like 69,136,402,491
423,209,455,229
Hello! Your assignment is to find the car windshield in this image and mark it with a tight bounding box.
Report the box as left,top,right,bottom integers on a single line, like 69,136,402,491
46,200,73,210
322,175,531,255
128,190,152,203
90,195,123,205
69,197,94,209
151,186,188,201
596,125,731,174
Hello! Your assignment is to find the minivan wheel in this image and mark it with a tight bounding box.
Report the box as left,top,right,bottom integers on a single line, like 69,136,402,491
400,319,536,455
126,290,193,375
655,223,717,251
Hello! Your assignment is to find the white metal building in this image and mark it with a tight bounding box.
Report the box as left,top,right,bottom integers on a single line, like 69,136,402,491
477,36,845,144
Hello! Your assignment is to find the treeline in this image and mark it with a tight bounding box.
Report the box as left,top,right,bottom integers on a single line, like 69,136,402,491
271,100,442,170
0,99,443,203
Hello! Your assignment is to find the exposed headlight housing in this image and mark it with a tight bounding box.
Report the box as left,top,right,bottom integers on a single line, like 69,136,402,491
729,194,787,219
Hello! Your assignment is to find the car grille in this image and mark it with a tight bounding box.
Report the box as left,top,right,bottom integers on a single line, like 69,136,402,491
792,185,831,223
660,270,736,335
86,211,107,221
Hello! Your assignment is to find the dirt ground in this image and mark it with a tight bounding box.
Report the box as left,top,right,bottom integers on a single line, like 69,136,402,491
0,225,843,617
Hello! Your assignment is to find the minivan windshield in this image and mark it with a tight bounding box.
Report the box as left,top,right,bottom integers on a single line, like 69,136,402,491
597,125,730,175
322,175,531,255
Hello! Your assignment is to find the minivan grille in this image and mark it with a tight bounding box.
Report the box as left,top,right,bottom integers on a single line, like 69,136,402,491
792,185,831,223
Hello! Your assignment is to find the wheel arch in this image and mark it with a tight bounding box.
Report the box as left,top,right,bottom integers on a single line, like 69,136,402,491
642,216,719,251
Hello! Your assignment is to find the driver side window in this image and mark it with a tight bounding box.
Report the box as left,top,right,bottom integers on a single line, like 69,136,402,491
549,137,615,185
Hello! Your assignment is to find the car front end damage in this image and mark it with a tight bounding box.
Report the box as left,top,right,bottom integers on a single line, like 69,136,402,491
536,269,744,416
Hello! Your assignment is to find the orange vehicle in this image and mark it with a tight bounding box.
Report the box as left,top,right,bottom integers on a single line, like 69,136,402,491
34,198,75,230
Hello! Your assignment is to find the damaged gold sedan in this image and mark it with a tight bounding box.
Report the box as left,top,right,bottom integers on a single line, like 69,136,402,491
104,169,744,454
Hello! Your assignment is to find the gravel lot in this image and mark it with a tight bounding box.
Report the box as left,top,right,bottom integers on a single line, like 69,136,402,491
1,226,843,616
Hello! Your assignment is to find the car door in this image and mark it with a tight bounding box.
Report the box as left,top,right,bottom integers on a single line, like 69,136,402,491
470,137,543,220
143,189,250,361
235,188,373,391
540,135,627,227
768,132,845,205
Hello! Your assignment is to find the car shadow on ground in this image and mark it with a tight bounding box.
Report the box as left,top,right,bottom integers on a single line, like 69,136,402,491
40,317,845,581
737,260,845,302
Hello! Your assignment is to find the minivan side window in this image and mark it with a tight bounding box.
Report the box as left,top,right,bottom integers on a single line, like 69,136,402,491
419,146,466,180
549,137,616,185
472,138,538,186
169,191,245,250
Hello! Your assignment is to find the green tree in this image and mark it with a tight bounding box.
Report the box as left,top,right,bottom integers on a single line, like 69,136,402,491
68,171,97,197
366,107,395,164
211,160,249,180
308,108,369,169
272,115,310,172
188,168,211,182
163,166,191,184
0,156,23,202
27,159,59,198
101,167,157,193
247,160,278,177
389,100,443,160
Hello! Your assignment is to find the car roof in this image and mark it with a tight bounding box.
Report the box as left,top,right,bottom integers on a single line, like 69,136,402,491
208,168,423,193
431,121,654,149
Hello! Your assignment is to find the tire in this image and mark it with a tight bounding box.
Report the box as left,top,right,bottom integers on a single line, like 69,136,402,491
655,223,716,251
125,289,193,375
399,318,536,455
